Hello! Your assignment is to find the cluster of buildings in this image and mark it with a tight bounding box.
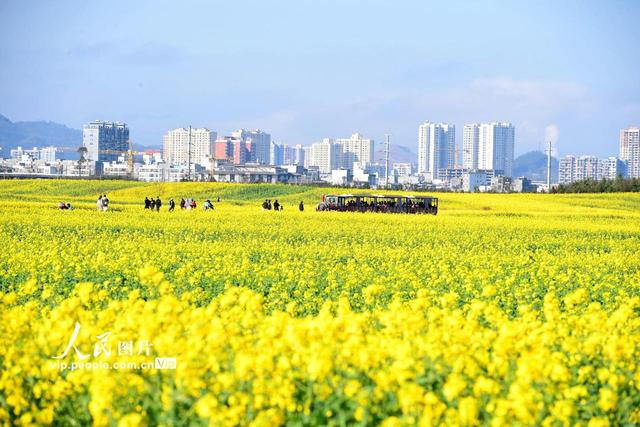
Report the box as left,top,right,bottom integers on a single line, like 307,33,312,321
558,127,639,185
0,145,94,176
1,119,638,191
414,122,516,191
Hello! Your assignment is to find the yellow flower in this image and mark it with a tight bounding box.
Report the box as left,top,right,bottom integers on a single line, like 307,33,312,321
598,387,617,412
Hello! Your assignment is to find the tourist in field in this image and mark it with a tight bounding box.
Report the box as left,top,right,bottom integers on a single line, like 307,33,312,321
262,200,268,210
97,195,103,211
59,201,67,210
144,197,151,209
168,198,175,212
190,199,197,209
299,200,304,211
66,203,74,210
180,198,186,209
156,197,162,212
150,198,156,210
273,200,280,211
204,199,214,210
102,195,109,211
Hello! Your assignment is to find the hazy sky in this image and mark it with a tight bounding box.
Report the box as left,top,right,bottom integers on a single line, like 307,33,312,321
1,0,638,156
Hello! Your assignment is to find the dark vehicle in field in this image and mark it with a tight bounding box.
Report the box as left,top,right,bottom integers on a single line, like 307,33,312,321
317,194,438,215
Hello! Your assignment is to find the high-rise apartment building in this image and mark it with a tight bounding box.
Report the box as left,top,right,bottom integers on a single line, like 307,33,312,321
417,122,455,180
600,156,627,180
270,142,283,166
232,129,271,164
308,138,339,173
462,124,480,169
282,145,296,165
479,122,515,177
163,127,216,166
83,120,129,162
283,144,306,166
558,155,577,184
233,139,247,165
335,133,374,169
620,127,640,178
294,144,306,166
559,155,627,184
214,136,249,165
462,122,515,177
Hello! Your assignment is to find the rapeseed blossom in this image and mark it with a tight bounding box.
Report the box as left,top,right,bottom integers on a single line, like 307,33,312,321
0,181,639,425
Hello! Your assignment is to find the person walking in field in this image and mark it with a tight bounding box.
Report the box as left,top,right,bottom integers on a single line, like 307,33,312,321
299,200,304,212
97,195,103,211
169,198,175,212
180,198,186,209
273,200,280,211
144,197,151,209
155,197,162,212
102,195,109,211
150,198,156,210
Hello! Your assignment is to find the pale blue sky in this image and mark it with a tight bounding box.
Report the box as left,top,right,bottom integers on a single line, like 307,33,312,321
1,0,638,156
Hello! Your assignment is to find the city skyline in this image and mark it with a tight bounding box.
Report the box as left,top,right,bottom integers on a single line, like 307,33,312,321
1,1,639,156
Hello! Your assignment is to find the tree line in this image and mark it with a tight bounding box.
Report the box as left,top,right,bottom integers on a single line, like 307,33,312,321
552,176,640,193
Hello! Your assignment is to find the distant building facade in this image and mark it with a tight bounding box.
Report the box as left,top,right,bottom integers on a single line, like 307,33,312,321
270,142,283,166
462,170,489,192
462,124,480,169
10,146,59,162
393,162,414,177
308,138,339,173
559,155,627,184
620,127,639,178
232,129,271,164
214,136,234,161
162,127,216,166
417,122,455,181
335,133,374,169
463,122,515,177
513,177,537,193
82,120,129,162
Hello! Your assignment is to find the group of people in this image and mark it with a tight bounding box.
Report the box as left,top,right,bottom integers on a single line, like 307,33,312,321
96,195,109,211
261,199,304,211
319,199,436,214
261,199,282,211
145,196,219,211
144,197,164,211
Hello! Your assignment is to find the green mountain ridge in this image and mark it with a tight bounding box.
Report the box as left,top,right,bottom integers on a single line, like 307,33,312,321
513,151,559,182
0,114,82,153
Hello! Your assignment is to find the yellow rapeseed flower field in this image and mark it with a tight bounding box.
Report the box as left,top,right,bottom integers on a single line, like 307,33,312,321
0,180,639,426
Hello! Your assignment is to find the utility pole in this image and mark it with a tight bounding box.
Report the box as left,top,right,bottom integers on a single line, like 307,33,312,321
187,125,192,181
384,134,390,188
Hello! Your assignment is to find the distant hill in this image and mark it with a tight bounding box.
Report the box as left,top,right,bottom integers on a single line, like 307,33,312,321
513,151,559,183
0,114,82,154
374,144,416,164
